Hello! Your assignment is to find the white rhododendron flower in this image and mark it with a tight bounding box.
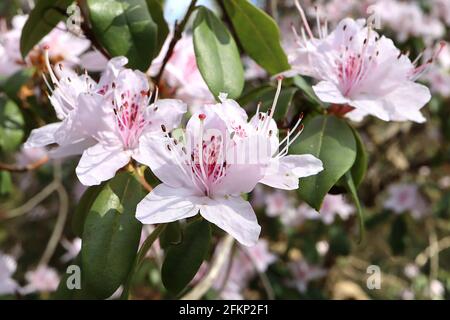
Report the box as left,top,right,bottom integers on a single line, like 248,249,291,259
0,15,104,77
21,265,59,294
60,238,82,263
0,252,18,295
297,194,355,225
384,183,427,219
286,1,444,123
287,260,327,293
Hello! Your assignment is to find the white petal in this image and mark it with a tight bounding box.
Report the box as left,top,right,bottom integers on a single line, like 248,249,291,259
144,99,187,132
136,184,200,224
48,137,97,158
349,98,390,121
313,81,349,105
288,155,324,178
24,123,61,148
200,196,261,246
76,143,130,186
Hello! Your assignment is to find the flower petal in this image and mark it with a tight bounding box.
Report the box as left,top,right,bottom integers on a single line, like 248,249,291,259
76,143,130,186
136,184,200,224
200,196,261,246
313,81,349,105
144,99,187,132
24,123,61,148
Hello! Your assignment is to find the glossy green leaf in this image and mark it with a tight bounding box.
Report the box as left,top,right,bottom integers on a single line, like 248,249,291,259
292,115,356,210
0,97,25,153
71,184,103,237
350,129,368,188
159,221,182,249
162,219,211,294
87,0,158,71
81,172,144,299
145,0,169,57
193,6,244,99
223,0,290,75
20,0,73,57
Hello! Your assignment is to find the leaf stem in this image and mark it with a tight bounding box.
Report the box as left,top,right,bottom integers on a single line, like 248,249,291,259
154,0,198,84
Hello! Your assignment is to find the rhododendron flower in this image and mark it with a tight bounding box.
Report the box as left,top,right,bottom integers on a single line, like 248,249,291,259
384,183,427,219
21,265,59,294
297,194,355,225
74,66,186,186
287,260,327,293
0,15,104,77
136,108,271,246
0,252,18,295
60,238,82,263
287,1,444,123
209,80,323,190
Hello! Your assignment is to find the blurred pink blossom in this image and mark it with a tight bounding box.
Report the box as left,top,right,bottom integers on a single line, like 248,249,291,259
21,265,59,294
0,252,19,295
384,183,428,219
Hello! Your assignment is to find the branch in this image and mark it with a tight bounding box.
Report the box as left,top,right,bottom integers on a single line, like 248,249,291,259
154,0,198,84
181,234,234,300
0,156,49,173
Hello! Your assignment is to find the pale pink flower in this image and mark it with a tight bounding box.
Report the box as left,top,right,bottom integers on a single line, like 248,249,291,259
15,146,47,167
0,252,18,295
243,56,267,80
316,240,329,256
404,263,420,279
384,183,428,219
136,107,270,246
287,2,441,123
401,289,415,300
423,42,450,97
287,260,327,293
0,15,102,77
428,280,445,300
431,0,450,26
297,194,354,225
265,191,294,217
60,238,82,263
21,265,59,294
150,34,213,107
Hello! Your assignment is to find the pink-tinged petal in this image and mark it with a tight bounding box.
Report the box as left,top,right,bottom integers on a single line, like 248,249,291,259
260,155,323,190
76,143,130,186
345,108,368,122
384,82,430,123
136,184,200,224
313,81,349,105
288,155,324,178
199,196,261,247
144,99,187,132
48,137,97,158
24,123,61,148
349,97,390,121
79,50,108,72
135,134,194,190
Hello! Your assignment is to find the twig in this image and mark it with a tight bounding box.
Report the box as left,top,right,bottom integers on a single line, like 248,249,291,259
0,156,49,173
181,234,234,300
38,183,69,266
415,236,450,267
154,0,198,84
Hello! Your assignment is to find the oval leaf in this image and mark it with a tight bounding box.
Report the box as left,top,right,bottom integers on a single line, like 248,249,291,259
145,0,169,57
71,184,103,237
223,0,290,75
193,6,244,99
81,171,144,299
159,221,182,250
87,0,158,71
292,115,356,210
20,0,73,57
162,219,211,294
350,128,368,188
0,97,25,153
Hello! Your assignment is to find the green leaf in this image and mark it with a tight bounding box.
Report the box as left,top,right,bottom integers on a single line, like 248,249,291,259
223,0,290,75
238,85,298,121
81,171,144,299
145,0,169,57
0,171,12,197
0,97,25,153
87,0,158,71
71,184,103,237
0,68,35,101
162,219,211,294
20,0,73,57
350,129,368,188
292,115,356,210
159,221,182,249
293,76,326,107
342,172,365,243
193,6,244,99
